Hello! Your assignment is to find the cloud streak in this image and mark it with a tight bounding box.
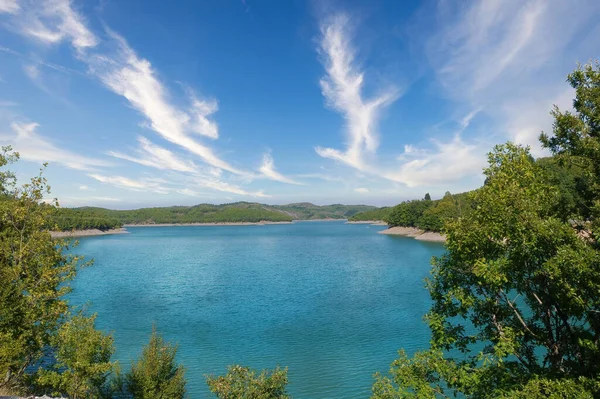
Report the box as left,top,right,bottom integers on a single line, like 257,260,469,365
17,0,98,49
0,0,19,14
386,135,486,187
108,136,198,173
259,153,303,185
86,30,245,175
315,14,399,171
424,0,600,154
3,122,111,170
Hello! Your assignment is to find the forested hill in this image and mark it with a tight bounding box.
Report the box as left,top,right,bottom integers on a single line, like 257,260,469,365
50,202,377,230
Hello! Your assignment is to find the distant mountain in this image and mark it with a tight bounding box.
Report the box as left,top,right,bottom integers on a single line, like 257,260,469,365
51,202,379,228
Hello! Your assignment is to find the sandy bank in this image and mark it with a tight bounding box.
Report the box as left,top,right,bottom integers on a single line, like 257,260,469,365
50,228,129,238
124,221,293,227
346,220,387,225
414,231,447,243
378,226,446,243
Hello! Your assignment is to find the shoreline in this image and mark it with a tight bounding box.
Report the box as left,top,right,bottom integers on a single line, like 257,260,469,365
50,228,129,238
378,226,446,243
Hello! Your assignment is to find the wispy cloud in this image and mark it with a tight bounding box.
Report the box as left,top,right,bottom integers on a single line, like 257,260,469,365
108,136,198,173
4,122,111,170
86,30,245,175
386,135,486,188
259,153,303,185
0,0,19,14
16,0,97,49
424,0,600,154
88,173,170,194
315,14,399,171
354,187,368,193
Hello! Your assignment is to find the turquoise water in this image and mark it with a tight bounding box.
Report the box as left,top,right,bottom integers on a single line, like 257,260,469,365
69,222,444,399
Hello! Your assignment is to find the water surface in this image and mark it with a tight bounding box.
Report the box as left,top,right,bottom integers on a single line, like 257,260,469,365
70,222,444,399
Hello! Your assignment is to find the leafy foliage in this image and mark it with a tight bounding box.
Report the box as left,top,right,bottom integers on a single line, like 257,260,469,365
49,208,122,231
124,327,186,399
372,138,600,396
206,365,290,399
35,313,116,399
348,207,391,221
383,192,473,233
541,61,600,236
0,148,86,392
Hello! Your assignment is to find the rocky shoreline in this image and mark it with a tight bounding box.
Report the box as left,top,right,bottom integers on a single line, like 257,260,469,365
378,226,446,243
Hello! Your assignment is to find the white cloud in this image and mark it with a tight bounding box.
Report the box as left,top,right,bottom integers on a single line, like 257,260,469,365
108,136,198,173
0,0,19,14
315,14,399,170
386,136,486,187
88,174,170,194
259,153,302,185
424,0,600,154
86,30,245,175
354,187,369,193
23,64,40,80
79,185,89,190
188,96,219,139
4,122,111,170
18,0,97,49
187,175,270,198
108,137,271,197
295,173,343,183
176,188,210,197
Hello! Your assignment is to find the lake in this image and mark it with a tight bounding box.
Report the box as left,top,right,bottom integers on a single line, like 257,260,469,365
69,221,445,399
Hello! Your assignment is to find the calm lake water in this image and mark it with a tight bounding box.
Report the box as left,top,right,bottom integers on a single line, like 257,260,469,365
69,221,445,399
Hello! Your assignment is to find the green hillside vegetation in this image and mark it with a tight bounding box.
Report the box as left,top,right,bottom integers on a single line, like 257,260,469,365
347,207,391,221
349,192,474,232
385,191,474,232
274,202,376,220
49,202,377,230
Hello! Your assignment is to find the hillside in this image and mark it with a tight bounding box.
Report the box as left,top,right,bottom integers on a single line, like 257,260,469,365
50,202,378,229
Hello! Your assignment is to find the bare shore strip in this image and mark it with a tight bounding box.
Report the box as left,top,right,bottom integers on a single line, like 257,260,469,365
50,228,129,239
378,226,446,243
346,220,388,226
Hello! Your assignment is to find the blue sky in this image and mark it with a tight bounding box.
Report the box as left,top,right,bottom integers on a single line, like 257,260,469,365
1,0,599,208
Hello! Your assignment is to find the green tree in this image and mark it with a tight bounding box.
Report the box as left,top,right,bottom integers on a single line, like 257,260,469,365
206,365,290,399
36,313,116,399
0,148,85,392
372,143,600,398
424,193,431,201
125,327,186,399
541,61,600,234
